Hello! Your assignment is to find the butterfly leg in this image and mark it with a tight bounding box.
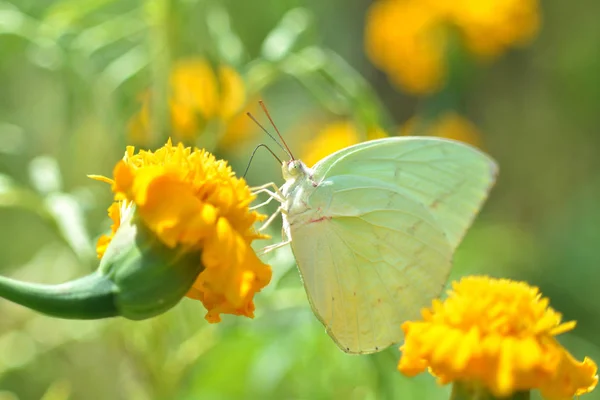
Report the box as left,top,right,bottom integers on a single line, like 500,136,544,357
251,182,285,203
257,238,291,256
256,207,291,255
259,206,282,232
250,182,281,192
250,194,276,210
251,188,285,204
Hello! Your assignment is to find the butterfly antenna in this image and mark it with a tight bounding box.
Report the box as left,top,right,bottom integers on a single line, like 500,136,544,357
259,100,295,160
247,112,288,155
242,143,283,179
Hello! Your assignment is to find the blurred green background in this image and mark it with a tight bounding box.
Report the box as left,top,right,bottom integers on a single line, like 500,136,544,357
1,0,599,399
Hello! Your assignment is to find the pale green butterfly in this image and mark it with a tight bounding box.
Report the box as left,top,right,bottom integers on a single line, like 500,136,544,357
251,111,498,354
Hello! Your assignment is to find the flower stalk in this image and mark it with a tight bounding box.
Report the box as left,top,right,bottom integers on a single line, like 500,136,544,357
0,271,118,320
0,208,203,320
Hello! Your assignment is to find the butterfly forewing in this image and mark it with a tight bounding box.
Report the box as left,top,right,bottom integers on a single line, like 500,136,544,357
313,137,498,250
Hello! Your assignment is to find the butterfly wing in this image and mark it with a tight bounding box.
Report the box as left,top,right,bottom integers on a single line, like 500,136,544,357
312,137,498,250
288,137,497,353
288,175,453,353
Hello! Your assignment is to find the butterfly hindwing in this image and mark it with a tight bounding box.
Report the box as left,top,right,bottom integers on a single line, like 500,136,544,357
289,174,453,353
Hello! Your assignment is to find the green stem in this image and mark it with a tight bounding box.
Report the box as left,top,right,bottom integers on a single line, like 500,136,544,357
0,272,118,319
144,0,173,142
417,27,476,129
450,382,530,400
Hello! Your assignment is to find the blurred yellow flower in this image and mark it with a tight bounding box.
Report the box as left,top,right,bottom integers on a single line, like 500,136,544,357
94,139,271,323
398,276,598,399
365,0,447,94
400,112,483,148
302,121,387,167
170,59,244,122
128,58,256,149
365,0,540,94
449,0,540,59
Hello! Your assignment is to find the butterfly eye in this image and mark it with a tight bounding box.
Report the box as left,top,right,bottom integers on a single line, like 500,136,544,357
287,161,299,176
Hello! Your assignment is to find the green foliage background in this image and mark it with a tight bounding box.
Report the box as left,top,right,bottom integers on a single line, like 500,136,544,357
0,0,599,399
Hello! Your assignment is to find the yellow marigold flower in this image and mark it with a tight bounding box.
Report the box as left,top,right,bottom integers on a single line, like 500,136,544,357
400,112,484,149
170,59,244,122
128,58,256,149
365,0,447,94
96,139,271,322
364,0,540,94
450,0,540,59
302,121,387,167
398,276,598,399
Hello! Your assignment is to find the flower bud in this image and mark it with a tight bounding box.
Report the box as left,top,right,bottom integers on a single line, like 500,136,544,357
0,207,203,320
99,208,203,320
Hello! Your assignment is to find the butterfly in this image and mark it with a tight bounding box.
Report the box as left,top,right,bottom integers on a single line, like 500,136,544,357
251,110,497,354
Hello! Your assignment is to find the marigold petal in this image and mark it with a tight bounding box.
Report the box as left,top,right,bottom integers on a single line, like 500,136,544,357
515,336,543,371
496,337,516,396
134,175,217,247
88,174,114,185
432,328,461,365
452,327,479,371
549,320,576,336
112,160,135,200
96,202,123,258
189,216,271,323
540,353,598,399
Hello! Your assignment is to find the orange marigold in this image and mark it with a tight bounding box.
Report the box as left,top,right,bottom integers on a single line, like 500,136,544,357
364,0,540,94
92,139,271,322
128,58,257,150
398,276,598,399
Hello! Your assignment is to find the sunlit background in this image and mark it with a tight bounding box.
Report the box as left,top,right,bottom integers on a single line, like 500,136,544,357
1,0,599,399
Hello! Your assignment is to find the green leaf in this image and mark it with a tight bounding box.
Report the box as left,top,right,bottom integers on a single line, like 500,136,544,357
206,4,245,67
42,0,120,38
0,174,57,227
97,44,149,92
71,10,146,57
261,8,312,62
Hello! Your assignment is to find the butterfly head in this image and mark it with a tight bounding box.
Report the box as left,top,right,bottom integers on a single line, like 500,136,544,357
282,159,310,181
